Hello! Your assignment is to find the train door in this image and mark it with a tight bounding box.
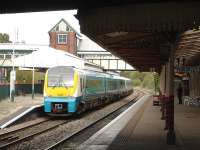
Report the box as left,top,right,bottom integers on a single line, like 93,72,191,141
104,76,107,95
81,73,86,100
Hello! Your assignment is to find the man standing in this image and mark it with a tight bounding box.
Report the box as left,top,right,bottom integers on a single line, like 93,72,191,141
177,83,183,104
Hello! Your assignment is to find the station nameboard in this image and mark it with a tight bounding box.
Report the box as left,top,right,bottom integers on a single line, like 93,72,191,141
175,66,200,73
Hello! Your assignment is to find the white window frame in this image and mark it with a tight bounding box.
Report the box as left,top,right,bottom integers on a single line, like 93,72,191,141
57,34,67,44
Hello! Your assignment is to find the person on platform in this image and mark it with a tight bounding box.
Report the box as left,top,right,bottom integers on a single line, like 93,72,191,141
177,83,183,104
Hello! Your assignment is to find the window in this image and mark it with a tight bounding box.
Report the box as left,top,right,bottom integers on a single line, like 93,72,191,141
57,34,67,44
48,66,74,87
85,77,104,93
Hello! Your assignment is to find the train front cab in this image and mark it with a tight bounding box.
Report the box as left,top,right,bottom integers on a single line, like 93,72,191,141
44,66,81,114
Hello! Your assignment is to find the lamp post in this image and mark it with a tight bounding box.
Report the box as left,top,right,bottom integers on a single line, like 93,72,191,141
32,51,35,99
10,44,16,102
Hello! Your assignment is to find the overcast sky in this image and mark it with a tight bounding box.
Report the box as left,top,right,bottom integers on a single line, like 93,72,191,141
0,10,79,45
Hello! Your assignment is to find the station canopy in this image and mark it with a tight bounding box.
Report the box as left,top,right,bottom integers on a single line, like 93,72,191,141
13,47,85,69
2,1,200,72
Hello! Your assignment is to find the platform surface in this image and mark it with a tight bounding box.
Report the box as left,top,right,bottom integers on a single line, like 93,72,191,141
77,95,200,150
0,94,43,128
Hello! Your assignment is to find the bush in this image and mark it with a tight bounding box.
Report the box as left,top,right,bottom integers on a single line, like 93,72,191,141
141,73,154,89
133,78,141,87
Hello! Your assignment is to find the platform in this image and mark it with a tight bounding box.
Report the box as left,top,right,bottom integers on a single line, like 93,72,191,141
0,94,43,129
77,94,200,150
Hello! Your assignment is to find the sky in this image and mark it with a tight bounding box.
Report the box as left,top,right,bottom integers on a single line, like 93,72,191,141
0,10,134,69
0,10,80,45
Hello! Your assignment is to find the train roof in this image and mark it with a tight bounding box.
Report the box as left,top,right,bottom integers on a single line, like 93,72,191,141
48,66,131,80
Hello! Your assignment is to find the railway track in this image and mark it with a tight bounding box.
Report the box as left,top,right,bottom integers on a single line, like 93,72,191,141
0,90,144,150
45,91,143,150
0,118,70,150
0,117,50,136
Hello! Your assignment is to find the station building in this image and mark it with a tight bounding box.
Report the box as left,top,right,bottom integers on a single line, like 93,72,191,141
48,18,134,71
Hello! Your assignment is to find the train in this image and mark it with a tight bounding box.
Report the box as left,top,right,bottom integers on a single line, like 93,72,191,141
43,66,133,115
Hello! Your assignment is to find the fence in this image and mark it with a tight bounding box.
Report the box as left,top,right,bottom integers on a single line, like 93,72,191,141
0,84,43,101
0,85,9,101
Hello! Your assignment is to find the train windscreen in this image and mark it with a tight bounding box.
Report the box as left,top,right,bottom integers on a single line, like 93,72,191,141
47,67,74,87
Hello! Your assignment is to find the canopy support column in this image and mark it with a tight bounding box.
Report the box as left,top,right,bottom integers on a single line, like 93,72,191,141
166,44,176,145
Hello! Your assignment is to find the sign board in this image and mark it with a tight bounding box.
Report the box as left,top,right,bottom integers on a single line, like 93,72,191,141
175,66,200,73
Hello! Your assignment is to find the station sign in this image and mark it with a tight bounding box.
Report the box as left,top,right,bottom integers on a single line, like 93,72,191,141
175,66,200,73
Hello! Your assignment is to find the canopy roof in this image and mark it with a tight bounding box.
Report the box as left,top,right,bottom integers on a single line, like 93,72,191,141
13,47,85,69
1,1,200,72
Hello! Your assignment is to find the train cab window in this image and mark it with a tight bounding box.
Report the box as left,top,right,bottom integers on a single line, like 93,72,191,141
48,67,74,87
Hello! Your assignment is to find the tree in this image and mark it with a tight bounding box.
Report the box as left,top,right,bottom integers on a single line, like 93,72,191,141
120,71,160,90
0,33,11,43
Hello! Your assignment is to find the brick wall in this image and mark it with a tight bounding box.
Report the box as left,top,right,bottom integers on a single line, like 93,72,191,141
49,31,77,55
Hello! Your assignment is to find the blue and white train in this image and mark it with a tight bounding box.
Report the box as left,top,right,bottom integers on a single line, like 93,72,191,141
44,66,133,115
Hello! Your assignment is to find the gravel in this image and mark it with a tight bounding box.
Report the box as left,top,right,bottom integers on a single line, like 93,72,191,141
5,90,142,150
